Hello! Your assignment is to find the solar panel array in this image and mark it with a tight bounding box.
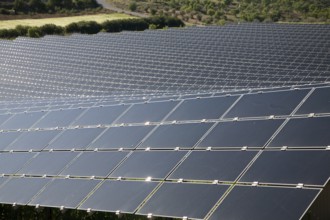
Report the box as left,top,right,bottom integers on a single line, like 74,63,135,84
0,85,328,219
0,23,329,219
0,24,329,99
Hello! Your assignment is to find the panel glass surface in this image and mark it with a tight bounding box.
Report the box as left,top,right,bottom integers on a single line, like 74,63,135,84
29,178,100,209
166,96,238,121
110,151,186,179
225,90,308,118
17,152,79,176
137,182,229,219
268,117,330,147
0,114,11,126
60,151,128,177
0,177,50,205
116,101,179,124
32,108,84,129
72,105,129,126
89,126,154,150
169,151,257,181
198,120,283,148
209,186,320,220
0,132,22,151
46,128,104,150
240,150,330,185
0,152,36,174
6,130,60,151
296,87,330,114
79,180,158,213
0,111,46,131
139,123,212,149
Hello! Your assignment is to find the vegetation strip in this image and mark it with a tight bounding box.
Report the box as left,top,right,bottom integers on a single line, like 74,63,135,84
0,16,185,39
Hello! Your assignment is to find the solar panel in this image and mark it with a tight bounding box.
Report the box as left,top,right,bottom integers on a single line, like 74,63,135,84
168,150,257,182
0,177,50,205
60,151,128,178
240,150,330,186
110,151,186,179
29,178,100,209
32,108,84,129
0,111,46,131
17,151,79,176
295,87,330,115
72,105,129,126
46,128,104,150
209,186,320,220
268,117,330,148
0,152,36,174
197,119,284,149
224,89,309,118
166,95,239,121
7,130,60,151
137,182,229,219
0,24,329,219
138,123,212,149
116,101,179,124
79,180,158,213
89,125,154,150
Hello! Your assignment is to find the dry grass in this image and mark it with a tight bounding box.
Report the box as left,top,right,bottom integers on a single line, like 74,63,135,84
0,13,134,29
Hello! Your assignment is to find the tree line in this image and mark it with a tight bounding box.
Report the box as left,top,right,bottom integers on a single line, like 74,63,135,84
0,16,185,39
0,0,100,14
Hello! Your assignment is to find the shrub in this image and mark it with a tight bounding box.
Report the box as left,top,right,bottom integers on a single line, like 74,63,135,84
15,25,30,36
129,1,137,12
0,29,19,39
27,27,43,38
40,24,64,35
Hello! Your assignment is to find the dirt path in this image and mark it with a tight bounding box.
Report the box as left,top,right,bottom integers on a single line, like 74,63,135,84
96,0,148,18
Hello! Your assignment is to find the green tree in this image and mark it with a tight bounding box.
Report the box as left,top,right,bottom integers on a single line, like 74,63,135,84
129,1,137,11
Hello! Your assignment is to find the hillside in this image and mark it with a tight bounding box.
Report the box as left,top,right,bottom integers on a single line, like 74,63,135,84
106,0,330,24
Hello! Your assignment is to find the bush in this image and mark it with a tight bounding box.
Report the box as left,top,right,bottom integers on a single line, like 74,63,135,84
15,25,29,36
40,24,64,35
65,21,102,34
129,1,137,12
145,16,185,28
0,29,19,39
27,27,43,38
